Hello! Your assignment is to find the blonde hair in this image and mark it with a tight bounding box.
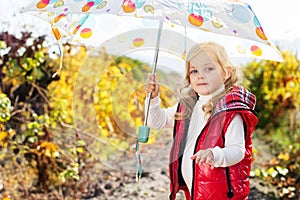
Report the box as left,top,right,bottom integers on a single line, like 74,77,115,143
175,41,242,120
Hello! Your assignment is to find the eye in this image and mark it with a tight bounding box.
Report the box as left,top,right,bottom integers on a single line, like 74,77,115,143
204,67,215,72
190,69,198,74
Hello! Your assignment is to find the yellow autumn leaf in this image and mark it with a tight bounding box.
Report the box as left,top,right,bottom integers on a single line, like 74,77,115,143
40,141,59,157
77,147,83,153
45,148,51,157
267,167,278,178
7,129,15,137
269,157,278,165
0,131,8,141
277,152,290,161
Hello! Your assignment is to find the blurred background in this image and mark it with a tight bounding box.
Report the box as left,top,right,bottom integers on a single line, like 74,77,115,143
0,0,299,199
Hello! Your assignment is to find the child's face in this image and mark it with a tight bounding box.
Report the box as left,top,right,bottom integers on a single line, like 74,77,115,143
189,51,226,96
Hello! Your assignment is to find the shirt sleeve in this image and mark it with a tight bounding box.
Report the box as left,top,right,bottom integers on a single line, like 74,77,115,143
211,114,246,167
146,95,177,129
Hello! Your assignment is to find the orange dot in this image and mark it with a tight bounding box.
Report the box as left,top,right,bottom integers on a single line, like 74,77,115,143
122,0,136,13
73,25,81,35
188,14,203,27
54,13,66,23
36,1,48,9
82,2,94,12
52,28,61,40
256,27,267,40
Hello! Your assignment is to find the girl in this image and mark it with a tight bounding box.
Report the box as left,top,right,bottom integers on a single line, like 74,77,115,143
143,41,258,200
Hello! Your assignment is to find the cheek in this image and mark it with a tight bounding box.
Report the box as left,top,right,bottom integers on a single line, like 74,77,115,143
213,70,224,79
190,75,200,85
189,75,195,83
211,74,221,81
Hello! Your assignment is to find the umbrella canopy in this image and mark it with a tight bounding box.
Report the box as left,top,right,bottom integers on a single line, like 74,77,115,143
21,0,283,61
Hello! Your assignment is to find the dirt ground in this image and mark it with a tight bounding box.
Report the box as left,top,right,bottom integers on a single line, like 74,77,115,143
81,132,280,200
82,166,278,200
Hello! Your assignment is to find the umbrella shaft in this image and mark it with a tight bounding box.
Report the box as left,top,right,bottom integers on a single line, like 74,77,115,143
144,93,151,126
144,20,163,126
151,20,163,74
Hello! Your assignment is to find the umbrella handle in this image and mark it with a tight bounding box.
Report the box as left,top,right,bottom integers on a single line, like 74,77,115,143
137,125,150,143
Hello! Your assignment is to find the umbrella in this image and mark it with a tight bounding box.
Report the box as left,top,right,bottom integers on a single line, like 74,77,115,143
21,0,283,181
21,0,283,61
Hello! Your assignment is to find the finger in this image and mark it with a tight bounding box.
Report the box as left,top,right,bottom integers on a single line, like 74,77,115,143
196,156,200,164
143,84,151,91
191,152,198,160
147,73,152,79
206,157,211,164
151,84,157,91
207,159,214,169
154,83,159,92
146,78,153,84
144,86,155,94
199,157,205,164
147,73,156,81
146,80,156,87
192,152,201,164
153,74,157,82
206,158,213,166
205,155,214,168
144,82,155,89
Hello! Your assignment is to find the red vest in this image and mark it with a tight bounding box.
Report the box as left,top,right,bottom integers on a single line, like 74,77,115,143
169,86,258,200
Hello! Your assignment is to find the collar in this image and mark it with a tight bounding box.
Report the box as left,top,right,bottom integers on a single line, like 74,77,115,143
198,84,225,103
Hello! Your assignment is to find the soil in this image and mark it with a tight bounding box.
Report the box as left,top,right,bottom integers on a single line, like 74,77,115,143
81,131,280,200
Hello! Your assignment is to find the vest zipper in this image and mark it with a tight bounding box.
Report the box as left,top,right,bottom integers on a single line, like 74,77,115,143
190,121,210,200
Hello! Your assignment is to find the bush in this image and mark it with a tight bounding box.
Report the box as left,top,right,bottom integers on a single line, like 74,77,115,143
243,51,300,199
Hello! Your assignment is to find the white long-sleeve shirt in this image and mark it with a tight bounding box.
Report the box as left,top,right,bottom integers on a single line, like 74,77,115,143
147,93,245,193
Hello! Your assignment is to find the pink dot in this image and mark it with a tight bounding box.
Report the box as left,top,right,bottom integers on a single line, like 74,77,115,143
41,0,50,4
87,2,94,7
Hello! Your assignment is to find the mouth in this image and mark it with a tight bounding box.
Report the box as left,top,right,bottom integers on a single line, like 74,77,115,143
197,83,208,86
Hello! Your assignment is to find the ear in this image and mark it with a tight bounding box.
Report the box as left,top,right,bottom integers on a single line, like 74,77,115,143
224,66,232,80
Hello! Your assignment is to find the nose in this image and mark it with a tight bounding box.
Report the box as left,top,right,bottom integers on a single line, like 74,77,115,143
195,71,204,79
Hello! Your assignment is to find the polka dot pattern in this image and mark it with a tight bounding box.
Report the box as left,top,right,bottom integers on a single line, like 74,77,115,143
22,0,283,61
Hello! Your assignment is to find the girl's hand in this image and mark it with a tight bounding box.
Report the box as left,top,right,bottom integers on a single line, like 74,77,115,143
191,149,214,168
143,73,160,99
